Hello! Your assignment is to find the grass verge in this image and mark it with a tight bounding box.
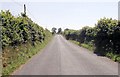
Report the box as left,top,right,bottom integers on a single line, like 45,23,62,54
70,40,94,51
2,32,52,76
69,40,120,62
80,43,94,51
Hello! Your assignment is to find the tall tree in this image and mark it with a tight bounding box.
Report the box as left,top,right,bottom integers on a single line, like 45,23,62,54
51,27,57,34
57,28,62,34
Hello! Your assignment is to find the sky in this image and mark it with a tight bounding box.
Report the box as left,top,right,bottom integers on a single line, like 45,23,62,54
0,0,119,31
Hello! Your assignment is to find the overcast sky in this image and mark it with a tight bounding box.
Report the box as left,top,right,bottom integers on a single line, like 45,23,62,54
1,0,119,30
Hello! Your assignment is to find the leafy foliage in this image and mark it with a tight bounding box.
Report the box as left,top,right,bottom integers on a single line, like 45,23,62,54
64,29,79,40
57,28,62,34
1,10,52,75
51,27,57,34
1,10,45,48
94,18,120,55
63,18,120,62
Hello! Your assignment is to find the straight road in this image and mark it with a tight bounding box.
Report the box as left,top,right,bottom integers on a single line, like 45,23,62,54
13,35,118,75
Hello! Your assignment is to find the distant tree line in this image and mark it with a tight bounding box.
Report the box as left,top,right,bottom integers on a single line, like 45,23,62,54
63,18,120,62
51,27,62,34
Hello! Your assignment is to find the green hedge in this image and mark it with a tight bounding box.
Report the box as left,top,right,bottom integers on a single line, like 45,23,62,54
1,10,45,48
1,10,52,75
63,18,120,62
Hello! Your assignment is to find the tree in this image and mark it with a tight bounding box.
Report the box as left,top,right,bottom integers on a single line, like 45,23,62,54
94,18,120,55
63,18,120,62
51,27,57,34
78,26,88,43
57,28,62,34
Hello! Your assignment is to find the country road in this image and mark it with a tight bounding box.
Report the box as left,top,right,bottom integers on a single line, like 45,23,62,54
13,35,118,75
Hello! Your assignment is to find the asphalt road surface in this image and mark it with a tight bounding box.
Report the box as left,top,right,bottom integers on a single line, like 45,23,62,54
13,35,118,75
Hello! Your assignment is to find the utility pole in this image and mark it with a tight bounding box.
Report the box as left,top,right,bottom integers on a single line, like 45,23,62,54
24,4,26,15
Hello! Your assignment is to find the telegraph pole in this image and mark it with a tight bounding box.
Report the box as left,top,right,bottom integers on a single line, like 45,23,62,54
24,4,26,15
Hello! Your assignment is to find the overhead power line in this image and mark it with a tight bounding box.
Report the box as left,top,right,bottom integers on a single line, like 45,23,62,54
12,0,23,7
10,1,39,26
12,1,37,21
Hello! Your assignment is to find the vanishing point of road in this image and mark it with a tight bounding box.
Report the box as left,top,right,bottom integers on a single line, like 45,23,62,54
13,35,118,75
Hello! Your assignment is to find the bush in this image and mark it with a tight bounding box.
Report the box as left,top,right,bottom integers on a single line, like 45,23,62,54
63,17,120,62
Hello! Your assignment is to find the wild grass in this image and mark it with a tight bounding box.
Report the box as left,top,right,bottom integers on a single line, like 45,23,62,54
2,33,52,76
70,40,120,62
